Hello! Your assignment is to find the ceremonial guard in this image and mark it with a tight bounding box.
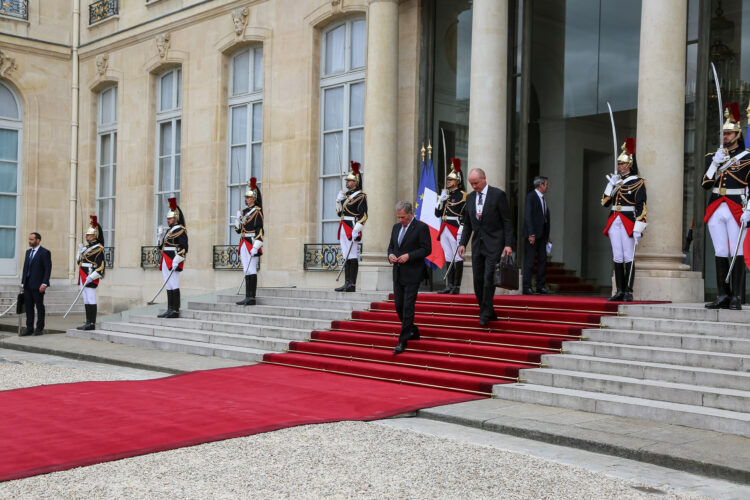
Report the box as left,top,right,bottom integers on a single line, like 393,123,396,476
335,161,367,292
76,216,105,330
234,177,264,305
158,197,188,318
435,157,466,294
602,138,647,302
702,103,750,310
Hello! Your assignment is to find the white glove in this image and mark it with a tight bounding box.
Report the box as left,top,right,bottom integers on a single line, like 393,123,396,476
172,254,184,270
633,231,642,244
438,189,449,202
705,163,718,180
457,225,464,241
89,271,101,281
336,191,346,202
76,244,85,260
157,225,165,237
741,211,750,225
712,148,727,165
607,174,621,186
352,222,363,240
251,239,263,257
84,275,93,285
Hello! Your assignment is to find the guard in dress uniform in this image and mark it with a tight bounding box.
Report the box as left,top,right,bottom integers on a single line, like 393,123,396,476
702,102,750,310
435,157,466,294
335,161,368,292
76,215,105,331
158,197,188,318
601,138,647,302
234,177,264,305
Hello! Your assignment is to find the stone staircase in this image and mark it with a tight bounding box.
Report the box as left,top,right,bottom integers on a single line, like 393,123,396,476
493,303,750,437
68,288,389,362
0,282,85,317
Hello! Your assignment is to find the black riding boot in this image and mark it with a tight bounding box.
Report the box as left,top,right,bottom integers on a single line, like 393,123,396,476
159,290,173,318
451,262,464,294
622,262,634,302
85,304,97,330
438,265,453,294
237,275,256,305
607,263,625,301
165,289,180,318
335,259,351,291
345,259,358,292
77,304,93,330
706,257,731,309
729,261,745,310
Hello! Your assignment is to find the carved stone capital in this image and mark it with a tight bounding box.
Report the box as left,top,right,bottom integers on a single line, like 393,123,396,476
156,33,171,59
231,7,250,37
0,50,18,78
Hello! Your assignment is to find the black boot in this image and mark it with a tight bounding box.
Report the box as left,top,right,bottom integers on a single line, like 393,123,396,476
729,260,745,310
247,274,258,305
165,289,180,318
622,262,634,302
77,304,93,330
84,304,97,330
607,263,625,301
450,262,463,294
237,275,256,305
158,290,173,318
437,264,453,294
344,259,357,292
335,260,351,292
706,257,731,309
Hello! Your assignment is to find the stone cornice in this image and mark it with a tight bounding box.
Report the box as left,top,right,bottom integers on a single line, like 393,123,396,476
0,35,71,59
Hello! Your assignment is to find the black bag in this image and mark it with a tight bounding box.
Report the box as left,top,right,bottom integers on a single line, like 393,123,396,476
494,254,519,291
16,292,25,314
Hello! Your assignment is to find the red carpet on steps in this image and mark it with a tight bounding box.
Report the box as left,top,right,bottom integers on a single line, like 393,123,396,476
0,364,478,482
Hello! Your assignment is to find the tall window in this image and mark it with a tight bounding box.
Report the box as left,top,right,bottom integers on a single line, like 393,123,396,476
227,46,263,244
0,81,21,275
97,85,117,247
155,68,182,235
319,18,366,242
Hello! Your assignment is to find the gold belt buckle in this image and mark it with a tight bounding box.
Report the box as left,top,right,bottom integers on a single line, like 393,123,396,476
614,205,621,212
720,187,727,196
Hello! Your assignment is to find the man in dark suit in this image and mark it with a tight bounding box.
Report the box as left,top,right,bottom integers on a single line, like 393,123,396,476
387,201,431,354
458,168,514,326
20,232,52,336
523,176,551,295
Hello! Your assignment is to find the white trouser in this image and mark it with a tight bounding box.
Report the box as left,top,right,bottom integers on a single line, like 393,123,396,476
439,228,463,263
707,202,745,257
80,284,96,305
239,244,259,275
608,216,635,264
339,235,359,260
161,259,181,290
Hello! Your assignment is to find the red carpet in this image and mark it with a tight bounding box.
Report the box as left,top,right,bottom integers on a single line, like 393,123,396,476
0,364,478,482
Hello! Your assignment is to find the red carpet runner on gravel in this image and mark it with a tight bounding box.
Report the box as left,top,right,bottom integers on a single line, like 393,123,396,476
1,294,642,481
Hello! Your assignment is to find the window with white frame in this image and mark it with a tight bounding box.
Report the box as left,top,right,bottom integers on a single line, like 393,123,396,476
96,85,117,247
227,46,263,245
0,81,22,275
155,67,182,237
319,18,366,243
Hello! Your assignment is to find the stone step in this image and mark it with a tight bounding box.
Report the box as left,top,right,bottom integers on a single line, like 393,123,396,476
253,295,373,311
243,287,389,302
584,328,750,355
543,354,750,392
111,317,310,342
565,341,750,372
619,303,750,323
492,383,750,437
187,301,351,321
602,315,749,338
520,368,750,413
67,328,269,362
136,308,332,330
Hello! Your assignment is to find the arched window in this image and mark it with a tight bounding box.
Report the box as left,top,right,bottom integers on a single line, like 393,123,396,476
97,85,117,247
319,17,366,242
227,46,263,244
0,81,22,275
155,67,182,236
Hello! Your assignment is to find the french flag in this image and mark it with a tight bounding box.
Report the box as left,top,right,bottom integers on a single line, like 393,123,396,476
415,155,446,269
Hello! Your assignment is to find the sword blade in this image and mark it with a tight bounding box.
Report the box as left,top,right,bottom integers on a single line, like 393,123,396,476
147,268,174,305
440,127,448,180
63,286,85,319
711,62,724,149
726,225,746,283
606,102,618,175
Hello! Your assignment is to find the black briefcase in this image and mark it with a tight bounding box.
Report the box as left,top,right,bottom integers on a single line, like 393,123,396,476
494,254,519,291
16,292,25,314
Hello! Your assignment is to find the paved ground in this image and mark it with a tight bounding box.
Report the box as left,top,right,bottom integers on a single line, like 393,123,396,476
0,349,747,499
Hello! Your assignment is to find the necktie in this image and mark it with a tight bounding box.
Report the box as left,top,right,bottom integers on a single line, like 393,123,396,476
398,225,406,246
477,192,484,221
541,195,546,214
29,249,36,262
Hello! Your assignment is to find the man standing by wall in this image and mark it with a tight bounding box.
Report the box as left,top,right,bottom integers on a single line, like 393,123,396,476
458,168,514,326
523,176,551,295
20,232,52,336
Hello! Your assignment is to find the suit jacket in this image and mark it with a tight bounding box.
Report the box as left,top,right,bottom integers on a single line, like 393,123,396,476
459,185,514,256
387,219,431,284
524,190,550,240
21,246,52,290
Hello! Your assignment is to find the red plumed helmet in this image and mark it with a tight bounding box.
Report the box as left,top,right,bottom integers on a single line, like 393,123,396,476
350,161,361,175
168,197,178,211
724,102,742,133
90,215,98,227
250,177,257,190
447,157,462,182
617,137,636,164
345,161,362,187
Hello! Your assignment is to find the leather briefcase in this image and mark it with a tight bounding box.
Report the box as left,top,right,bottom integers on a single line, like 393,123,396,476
494,254,519,291
16,292,25,314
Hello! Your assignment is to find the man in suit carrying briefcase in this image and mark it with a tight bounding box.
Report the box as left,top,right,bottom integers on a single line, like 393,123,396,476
387,201,431,355
20,232,52,336
458,168,514,326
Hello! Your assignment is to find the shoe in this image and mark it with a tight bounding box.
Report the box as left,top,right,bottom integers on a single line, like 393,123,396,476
407,326,420,341
335,281,351,292
164,309,180,319
623,262,635,302
523,288,537,295
393,342,406,355
19,329,32,337
437,265,454,294
536,287,551,295
706,257,731,309
728,260,745,310
159,290,173,317
622,292,633,302
607,262,625,302
32,329,44,336
76,322,91,331
478,319,489,327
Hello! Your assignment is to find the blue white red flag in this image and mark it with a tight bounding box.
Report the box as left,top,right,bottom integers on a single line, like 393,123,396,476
415,156,446,269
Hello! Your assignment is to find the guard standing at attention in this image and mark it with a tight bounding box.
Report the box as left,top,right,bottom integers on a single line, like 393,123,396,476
602,138,647,302
235,177,264,305
435,157,466,294
702,102,750,310
158,197,188,318
76,215,105,331
335,161,368,292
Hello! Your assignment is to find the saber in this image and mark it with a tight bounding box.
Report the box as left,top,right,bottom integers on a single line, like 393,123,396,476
440,128,448,181
335,134,344,188
606,102,618,175
627,246,637,288
336,239,355,281
0,299,17,318
63,284,85,319
443,226,463,279
711,62,724,150
147,267,175,305
726,225,746,283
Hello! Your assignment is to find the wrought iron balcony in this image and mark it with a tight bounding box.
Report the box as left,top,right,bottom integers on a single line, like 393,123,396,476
103,247,114,269
140,246,161,269
89,0,118,25
0,0,28,20
303,243,361,271
213,245,242,270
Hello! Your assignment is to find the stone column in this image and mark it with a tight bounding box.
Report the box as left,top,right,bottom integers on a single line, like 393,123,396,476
467,0,508,188
359,0,399,290
633,0,703,301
